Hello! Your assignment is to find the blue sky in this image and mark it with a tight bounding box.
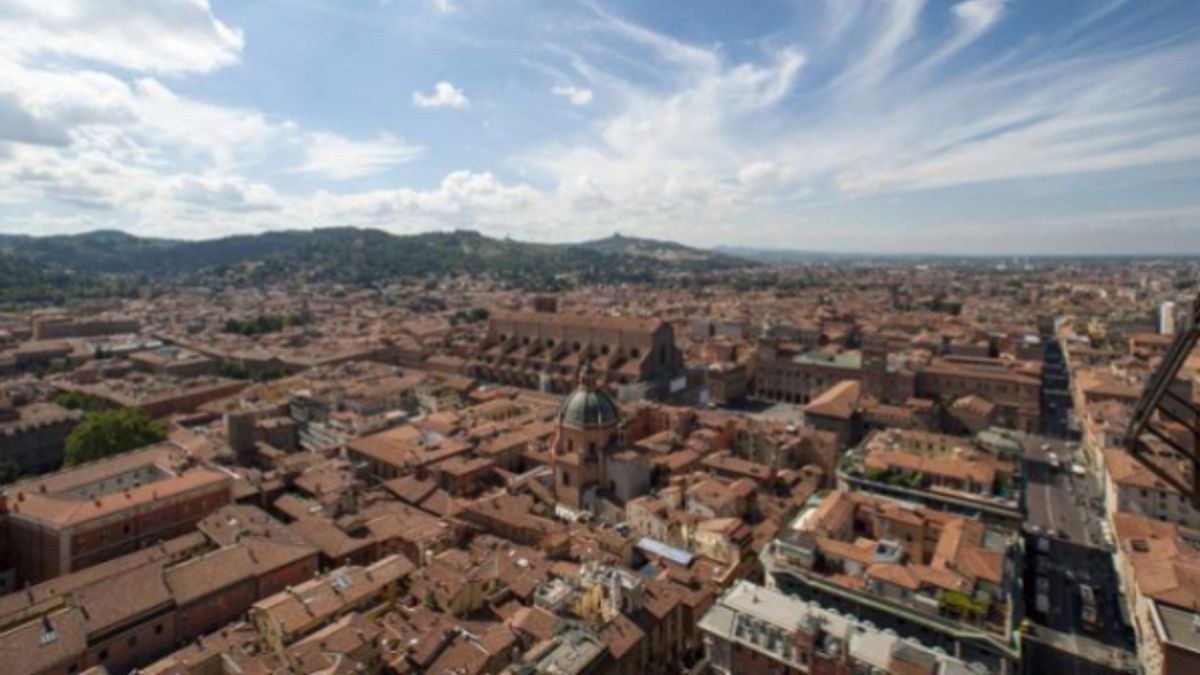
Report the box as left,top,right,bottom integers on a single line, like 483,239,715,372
0,0,1198,254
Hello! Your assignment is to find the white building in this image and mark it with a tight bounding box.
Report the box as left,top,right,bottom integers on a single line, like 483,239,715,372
1160,301,1177,336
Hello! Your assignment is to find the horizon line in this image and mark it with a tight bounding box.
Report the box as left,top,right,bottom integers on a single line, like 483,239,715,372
2,225,1199,260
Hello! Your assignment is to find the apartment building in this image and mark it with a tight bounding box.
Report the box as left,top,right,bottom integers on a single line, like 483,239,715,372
700,580,981,675
840,428,1021,527
763,491,1019,672
1112,514,1200,675
1104,447,1200,530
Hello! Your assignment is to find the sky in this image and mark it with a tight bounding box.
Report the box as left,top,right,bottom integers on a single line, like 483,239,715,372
1,0,1199,254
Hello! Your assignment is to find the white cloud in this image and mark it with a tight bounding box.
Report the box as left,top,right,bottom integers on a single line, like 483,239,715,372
1,0,1198,253
412,81,470,109
290,132,423,180
0,0,244,75
552,85,594,106
0,1,423,209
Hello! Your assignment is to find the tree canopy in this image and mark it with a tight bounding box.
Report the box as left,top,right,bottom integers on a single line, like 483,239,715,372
63,408,167,467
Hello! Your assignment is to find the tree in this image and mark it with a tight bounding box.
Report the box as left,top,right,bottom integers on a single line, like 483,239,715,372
54,391,105,412
63,408,166,467
0,459,19,485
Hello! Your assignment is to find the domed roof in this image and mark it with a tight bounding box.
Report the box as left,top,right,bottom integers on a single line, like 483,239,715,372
558,387,619,429
558,365,619,429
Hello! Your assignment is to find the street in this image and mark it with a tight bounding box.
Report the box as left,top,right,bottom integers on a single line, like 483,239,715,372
1019,434,1093,545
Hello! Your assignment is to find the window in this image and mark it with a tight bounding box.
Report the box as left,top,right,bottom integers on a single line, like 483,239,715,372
154,624,163,635
98,650,108,661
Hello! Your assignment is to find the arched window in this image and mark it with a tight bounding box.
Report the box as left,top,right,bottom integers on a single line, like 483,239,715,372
630,347,640,359
600,344,610,356
573,342,581,352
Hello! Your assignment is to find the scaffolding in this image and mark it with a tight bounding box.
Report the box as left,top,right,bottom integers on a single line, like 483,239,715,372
1124,293,1200,503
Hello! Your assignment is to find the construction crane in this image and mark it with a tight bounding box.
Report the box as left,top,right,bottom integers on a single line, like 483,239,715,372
1124,293,1200,504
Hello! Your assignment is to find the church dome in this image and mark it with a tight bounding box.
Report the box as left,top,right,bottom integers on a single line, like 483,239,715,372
558,382,619,429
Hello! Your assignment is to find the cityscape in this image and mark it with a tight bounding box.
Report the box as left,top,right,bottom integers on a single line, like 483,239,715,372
1,2,1199,675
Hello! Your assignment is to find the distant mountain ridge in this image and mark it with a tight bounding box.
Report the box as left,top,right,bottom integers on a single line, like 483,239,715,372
0,228,755,303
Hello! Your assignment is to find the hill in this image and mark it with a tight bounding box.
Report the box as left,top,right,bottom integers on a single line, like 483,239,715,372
577,233,742,265
0,228,755,302
712,245,846,264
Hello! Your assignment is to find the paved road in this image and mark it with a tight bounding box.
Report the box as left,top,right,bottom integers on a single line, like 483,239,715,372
1023,534,1136,667
1014,431,1137,672
1019,434,1091,545
1040,331,1074,439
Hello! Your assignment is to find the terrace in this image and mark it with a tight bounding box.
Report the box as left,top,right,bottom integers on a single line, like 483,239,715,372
765,491,1018,650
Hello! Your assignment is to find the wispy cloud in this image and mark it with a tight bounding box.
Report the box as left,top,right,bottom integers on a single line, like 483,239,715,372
921,0,1009,68
1,0,1199,251
290,132,423,180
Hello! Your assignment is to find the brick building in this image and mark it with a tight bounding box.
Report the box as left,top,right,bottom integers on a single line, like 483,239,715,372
470,310,684,395
0,512,317,675
1,443,232,585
